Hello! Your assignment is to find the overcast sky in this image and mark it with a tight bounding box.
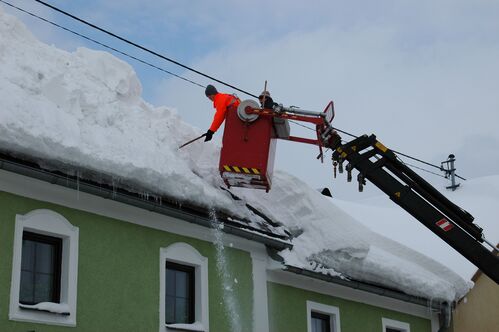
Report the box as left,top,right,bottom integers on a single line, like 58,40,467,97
4,0,499,200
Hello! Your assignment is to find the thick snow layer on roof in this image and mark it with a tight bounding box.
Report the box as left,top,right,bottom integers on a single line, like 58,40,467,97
233,173,472,301
0,8,472,301
0,7,286,237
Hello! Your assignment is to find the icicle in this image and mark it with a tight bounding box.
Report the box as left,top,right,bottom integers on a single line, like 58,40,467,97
208,209,242,332
111,178,117,199
76,169,80,201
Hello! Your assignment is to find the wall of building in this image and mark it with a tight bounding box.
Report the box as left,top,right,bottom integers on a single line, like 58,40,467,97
0,190,254,332
452,273,499,332
267,281,432,332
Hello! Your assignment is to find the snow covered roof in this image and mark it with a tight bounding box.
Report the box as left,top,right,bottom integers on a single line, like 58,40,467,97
0,8,472,302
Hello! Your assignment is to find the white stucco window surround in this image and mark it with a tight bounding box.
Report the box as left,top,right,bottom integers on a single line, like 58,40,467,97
160,243,209,332
307,301,341,332
9,209,79,326
382,317,411,332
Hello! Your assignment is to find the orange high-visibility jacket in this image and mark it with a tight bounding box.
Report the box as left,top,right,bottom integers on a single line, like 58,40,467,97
209,93,240,132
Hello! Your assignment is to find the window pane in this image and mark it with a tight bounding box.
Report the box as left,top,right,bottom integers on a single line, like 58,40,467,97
34,273,53,303
386,329,402,332
165,296,175,323
35,242,54,274
312,312,331,332
166,268,175,296
21,240,35,271
20,271,34,304
312,317,325,332
175,270,188,298
175,298,189,323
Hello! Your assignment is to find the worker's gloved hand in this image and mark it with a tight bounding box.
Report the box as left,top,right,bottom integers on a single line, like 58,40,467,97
204,130,214,142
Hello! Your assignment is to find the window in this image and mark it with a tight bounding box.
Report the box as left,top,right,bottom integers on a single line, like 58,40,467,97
311,311,332,332
307,301,341,332
165,262,195,324
9,209,79,326
20,232,63,305
160,243,209,332
382,318,410,332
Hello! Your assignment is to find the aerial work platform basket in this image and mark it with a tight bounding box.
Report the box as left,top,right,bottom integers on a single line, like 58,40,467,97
219,99,335,192
219,100,284,191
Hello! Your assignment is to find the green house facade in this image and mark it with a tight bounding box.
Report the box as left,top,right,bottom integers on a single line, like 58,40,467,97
0,155,446,332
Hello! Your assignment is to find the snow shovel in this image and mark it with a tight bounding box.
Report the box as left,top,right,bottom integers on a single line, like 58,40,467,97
178,134,207,149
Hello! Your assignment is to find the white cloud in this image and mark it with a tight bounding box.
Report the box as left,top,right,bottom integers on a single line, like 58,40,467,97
153,14,499,196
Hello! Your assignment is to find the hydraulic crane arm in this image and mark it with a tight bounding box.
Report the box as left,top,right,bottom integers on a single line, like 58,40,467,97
331,134,499,284
236,99,498,282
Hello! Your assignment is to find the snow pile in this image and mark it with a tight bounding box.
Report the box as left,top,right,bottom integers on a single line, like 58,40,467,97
0,7,280,234
234,173,472,300
19,302,70,314
165,322,205,331
0,8,471,301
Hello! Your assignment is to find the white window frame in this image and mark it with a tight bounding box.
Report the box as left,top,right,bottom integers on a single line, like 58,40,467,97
307,300,341,332
160,243,209,332
382,317,410,332
9,209,79,326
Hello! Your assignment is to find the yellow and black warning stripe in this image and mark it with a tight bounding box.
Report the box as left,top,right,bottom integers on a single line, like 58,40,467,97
223,165,261,175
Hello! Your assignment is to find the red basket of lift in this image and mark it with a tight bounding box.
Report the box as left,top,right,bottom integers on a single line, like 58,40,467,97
219,100,288,192
219,99,334,192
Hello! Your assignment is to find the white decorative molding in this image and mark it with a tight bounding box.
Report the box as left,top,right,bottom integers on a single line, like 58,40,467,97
160,243,209,332
306,301,341,332
9,209,79,326
251,252,269,332
382,317,410,332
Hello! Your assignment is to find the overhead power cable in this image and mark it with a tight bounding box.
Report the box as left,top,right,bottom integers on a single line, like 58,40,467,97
33,0,259,99
329,127,466,180
397,159,448,179
2,0,466,181
0,0,205,88
289,121,465,180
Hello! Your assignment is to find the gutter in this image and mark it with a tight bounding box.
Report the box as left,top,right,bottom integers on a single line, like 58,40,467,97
284,265,448,311
0,154,292,251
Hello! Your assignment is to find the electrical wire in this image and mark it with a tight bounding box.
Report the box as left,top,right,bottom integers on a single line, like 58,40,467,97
33,0,259,99
3,0,467,181
289,120,315,131
288,121,463,180
0,0,205,88
397,158,448,179
328,126,466,180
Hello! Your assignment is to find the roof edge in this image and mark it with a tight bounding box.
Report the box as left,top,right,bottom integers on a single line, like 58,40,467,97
284,265,449,310
0,153,292,251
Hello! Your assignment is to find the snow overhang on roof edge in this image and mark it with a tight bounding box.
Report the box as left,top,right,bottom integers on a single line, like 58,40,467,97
0,153,292,251
284,265,450,311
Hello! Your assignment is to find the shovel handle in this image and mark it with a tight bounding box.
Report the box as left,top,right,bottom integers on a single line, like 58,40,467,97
178,133,207,149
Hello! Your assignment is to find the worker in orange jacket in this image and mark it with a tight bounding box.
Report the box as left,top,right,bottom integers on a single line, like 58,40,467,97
204,84,240,141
